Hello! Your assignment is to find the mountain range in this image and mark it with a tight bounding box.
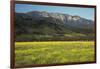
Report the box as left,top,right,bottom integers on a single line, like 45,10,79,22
15,11,94,41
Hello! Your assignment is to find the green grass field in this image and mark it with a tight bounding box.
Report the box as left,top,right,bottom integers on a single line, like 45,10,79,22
15,41,95,66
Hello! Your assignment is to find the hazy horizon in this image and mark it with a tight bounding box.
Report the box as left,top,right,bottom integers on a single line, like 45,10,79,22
15,4,95,20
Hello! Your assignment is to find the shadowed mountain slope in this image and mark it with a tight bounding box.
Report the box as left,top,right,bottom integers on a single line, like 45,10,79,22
15,11,94,41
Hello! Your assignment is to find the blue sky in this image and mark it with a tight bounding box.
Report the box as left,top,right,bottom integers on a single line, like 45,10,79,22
15,4,94,20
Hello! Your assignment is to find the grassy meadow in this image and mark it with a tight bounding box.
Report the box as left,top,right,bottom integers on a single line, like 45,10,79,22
15,41,95,66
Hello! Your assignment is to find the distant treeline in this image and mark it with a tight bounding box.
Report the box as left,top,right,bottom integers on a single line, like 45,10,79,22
15,34,94,42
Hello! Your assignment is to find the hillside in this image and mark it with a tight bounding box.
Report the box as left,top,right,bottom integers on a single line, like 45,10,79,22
15,11,94,41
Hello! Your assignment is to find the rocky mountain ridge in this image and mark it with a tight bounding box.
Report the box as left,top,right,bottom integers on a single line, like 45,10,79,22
15,11,94,41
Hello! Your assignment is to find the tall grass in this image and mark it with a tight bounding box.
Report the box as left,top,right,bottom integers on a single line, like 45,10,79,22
15,41,94,66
